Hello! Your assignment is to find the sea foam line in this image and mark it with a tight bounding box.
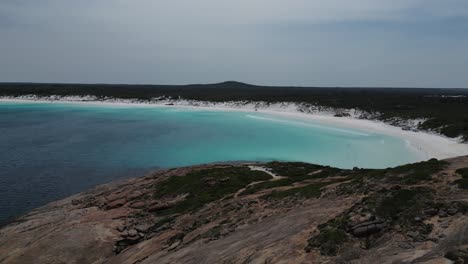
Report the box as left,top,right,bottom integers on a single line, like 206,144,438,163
246,114,370,137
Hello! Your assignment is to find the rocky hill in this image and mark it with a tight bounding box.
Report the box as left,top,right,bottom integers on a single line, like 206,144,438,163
1,157,468,264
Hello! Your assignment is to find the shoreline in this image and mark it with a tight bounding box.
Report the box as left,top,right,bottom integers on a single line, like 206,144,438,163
1,96,468,161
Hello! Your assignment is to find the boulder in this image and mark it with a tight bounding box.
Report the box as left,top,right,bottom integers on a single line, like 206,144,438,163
423,208,438,216
117,225,127,232
127,229,138,237
148,202,170,212
128,191,143,200
105,193,123,202
350,220,386,237
129,201,145,209
447,208,458,215
135,224,151,233
438,210,448,218
105,198,126,210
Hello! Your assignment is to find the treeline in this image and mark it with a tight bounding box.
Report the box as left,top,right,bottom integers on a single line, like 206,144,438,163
1,81,467,140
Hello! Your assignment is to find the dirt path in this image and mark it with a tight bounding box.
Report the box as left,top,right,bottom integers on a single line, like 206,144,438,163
248,165,284,180
233,166,287,198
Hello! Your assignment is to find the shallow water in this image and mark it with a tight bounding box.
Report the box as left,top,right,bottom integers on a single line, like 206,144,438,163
0,102,421,224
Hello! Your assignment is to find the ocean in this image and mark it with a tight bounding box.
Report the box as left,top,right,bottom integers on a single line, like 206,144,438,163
0,101,421,224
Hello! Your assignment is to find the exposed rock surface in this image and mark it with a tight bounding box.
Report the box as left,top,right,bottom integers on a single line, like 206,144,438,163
350,220,386,237
0,157,467,264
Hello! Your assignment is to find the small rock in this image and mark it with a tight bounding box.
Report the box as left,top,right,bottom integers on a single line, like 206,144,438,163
129,201,145,209
447,208,458,215
105,198,126,210
407,231,419,239
444,251,459,261
438,233,446,239
438,210,448,218
441,222,449,229
351,220,385,237
423,208,438,216
128,229,138,237
105,193,122,202
414,217,422,222
138,232,145,238
167,240,181,251
128,191,143,200
135,224,151,233
117,226,127,232
117,240,129,246
148,202,170,212
126,235,140,242
398,242,413,249
414,234,427,242
71,199,80,205
459,246,468,254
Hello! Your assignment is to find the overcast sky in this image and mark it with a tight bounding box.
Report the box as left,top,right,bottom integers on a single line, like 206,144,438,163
1,1,468,87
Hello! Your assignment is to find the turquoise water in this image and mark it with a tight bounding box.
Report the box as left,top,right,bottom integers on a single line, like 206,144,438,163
0,102,420,223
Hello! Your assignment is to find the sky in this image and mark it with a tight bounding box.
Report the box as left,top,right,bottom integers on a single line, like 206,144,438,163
1,1,468,88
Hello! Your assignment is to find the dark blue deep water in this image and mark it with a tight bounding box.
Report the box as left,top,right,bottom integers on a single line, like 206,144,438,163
0,102,421,224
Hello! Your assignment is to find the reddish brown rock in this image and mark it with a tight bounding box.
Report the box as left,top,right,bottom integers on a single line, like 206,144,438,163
128,201,146,209
105,198,127,209
0,157,467,264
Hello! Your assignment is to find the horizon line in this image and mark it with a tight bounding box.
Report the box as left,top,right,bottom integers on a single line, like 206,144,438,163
0,81,467,90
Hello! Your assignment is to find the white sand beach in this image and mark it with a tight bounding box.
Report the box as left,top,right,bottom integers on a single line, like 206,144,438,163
1,96,468,161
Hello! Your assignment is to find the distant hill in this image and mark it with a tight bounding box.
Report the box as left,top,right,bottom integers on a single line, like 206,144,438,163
188,81,258,88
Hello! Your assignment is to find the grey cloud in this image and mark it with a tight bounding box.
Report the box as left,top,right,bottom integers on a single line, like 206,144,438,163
1,1,468,87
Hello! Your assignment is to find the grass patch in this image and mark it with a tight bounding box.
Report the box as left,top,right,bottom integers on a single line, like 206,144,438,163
263,180,344,199
306,215,349,255
201,225,223,240
455,167,468,189
367,187,434,235
265,162,327,177
455,179,468,189
456,168,468,178
154,166,272,214
374,188,428,219
360,159,448,184
385,159,448,184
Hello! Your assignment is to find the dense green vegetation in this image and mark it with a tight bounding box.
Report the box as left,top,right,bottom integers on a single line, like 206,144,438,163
455,167,468,189
347,158,448,185
308,187,436,256
153,166,271,214
307,159,453,255
377,158,448,184
306,216,349,255
1,81,467,140
373,188,433,221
